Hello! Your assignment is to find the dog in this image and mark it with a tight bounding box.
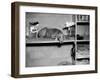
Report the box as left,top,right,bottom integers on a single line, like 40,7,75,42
38,27,64,43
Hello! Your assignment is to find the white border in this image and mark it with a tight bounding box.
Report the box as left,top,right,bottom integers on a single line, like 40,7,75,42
20,6,95,74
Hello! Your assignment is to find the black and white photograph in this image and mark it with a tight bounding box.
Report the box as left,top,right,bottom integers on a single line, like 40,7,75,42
11,2,97,78
25,12,90,67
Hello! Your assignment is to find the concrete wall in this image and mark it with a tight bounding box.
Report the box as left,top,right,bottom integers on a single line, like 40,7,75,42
26,45,73,67
26,12,73,35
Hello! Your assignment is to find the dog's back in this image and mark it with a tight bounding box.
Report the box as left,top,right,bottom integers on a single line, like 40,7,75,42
38,27,64,43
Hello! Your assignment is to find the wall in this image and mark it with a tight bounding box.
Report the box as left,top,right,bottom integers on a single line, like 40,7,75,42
26,13,73,35
26,13,73,29
0,0,100,80
26,45,72,67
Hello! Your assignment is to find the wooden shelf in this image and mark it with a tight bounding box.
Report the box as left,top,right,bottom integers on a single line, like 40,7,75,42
76,54,89,59
77,21,89,23
77,21,89,25
76,40,89,44
26,40,75,46
26,39,90,46
76,50,90,61
26,40,89,43
26,40,75,43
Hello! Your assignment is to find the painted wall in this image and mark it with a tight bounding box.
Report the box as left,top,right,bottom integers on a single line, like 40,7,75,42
26,13,73,29
26,45,72,67
26,13,73,35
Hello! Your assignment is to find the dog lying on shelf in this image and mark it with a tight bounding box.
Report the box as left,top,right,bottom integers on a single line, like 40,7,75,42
38,27,64,43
